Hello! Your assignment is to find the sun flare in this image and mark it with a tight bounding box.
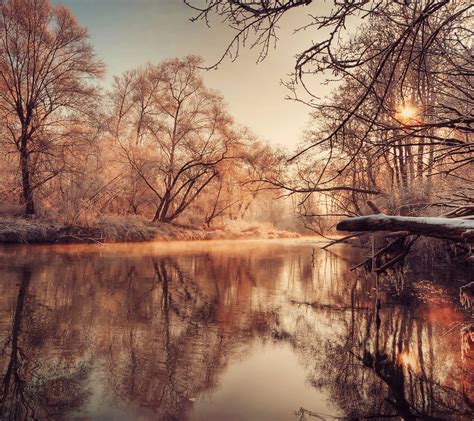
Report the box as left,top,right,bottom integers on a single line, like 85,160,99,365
398,104,418,121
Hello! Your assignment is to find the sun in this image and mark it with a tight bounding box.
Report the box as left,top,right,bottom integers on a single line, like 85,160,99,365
398,104,418,122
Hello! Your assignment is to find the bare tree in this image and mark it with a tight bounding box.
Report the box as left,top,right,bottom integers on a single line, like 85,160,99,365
186,0,473,189
0,0,104,216
187,1,473,244
109,56,241,223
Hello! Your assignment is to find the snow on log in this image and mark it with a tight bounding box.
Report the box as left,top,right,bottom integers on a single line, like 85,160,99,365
336,214,474,243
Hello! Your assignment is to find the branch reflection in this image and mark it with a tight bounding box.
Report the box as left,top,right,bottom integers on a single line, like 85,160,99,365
0,243,471,419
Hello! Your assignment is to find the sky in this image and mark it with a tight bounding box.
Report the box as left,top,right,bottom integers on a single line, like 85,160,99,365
60,0,334,149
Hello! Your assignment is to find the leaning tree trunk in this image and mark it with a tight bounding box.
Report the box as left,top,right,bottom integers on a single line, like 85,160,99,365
336,213,474,243
153,193,172,223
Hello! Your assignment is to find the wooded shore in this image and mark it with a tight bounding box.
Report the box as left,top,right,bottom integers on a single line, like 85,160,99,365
0,217,299,245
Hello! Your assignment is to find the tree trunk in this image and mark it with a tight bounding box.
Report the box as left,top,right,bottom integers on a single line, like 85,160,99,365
20,142,35,216
397,140,408,189
405,143,415,186
426,140,435,197
416,139,424,179
153,190,172,222
337,214,474,243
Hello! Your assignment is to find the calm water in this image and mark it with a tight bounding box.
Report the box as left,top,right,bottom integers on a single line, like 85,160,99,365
0,239,472,420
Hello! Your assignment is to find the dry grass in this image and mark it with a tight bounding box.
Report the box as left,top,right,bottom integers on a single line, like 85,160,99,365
0,216,299,244
0,218,61,243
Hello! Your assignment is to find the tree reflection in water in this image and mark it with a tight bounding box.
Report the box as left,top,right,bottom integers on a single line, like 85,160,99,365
0,242,472,420
0,267,91,420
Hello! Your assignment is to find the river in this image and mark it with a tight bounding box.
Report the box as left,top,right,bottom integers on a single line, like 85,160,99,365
0,239,472,420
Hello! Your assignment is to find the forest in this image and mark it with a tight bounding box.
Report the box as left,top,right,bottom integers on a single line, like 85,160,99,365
0,0,471,249
0,0,294,242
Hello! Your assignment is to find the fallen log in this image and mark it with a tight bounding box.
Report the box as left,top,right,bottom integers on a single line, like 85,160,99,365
336,214,474,243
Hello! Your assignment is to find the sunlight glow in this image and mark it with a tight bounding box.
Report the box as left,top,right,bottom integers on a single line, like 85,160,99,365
398,351,420,372
397,104,418,122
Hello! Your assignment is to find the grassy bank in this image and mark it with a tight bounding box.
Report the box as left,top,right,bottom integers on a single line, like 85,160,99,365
0,216,300,244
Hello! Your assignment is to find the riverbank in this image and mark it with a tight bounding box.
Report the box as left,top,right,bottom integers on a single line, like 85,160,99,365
0,217,300,244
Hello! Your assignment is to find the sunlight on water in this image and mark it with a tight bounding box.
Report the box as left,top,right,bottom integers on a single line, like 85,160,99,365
0,240,472,420
398,351,420,373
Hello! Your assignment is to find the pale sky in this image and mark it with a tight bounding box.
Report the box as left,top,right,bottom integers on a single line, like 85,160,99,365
61,0,334,149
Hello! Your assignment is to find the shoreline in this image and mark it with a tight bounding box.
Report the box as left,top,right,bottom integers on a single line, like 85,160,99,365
0,217,301,245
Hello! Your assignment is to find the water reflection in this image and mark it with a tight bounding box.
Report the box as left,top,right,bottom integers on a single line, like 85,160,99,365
0,240,472,420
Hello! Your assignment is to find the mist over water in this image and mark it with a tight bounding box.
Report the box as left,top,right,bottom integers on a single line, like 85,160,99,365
0,240,472,420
